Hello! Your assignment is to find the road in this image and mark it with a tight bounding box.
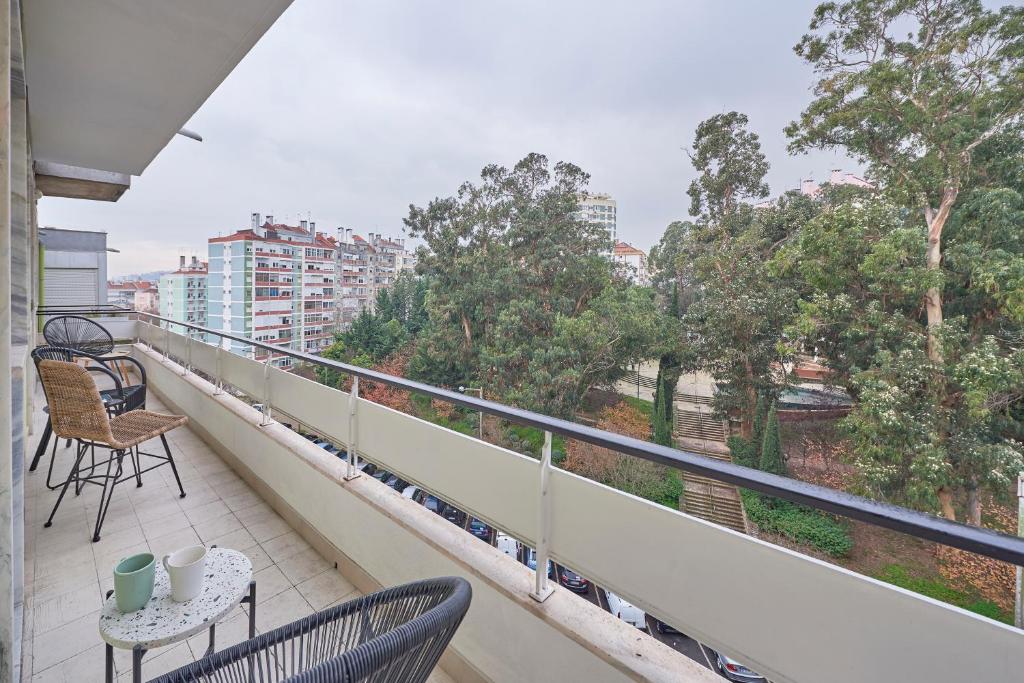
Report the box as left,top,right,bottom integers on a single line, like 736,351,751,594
553,564,724,679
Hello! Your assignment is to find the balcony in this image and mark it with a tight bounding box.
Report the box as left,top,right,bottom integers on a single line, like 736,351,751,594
16,313,1024,682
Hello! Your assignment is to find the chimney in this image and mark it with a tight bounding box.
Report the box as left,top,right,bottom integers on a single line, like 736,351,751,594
266,214,274,225
830,168,843,184
309,221,315,235
191,255,198,268
179,255,186,269
300,219,308,232
368,232,374,243
251,212,260,229
346,228,352,242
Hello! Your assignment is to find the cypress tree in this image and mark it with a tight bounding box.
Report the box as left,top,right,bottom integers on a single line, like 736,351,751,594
759,402,785,476
752,394,767,458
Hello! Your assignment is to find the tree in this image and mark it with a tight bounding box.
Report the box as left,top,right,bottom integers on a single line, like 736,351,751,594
648,220,696,315
787,0,1024,364
663,113,797,437
759,402,786,476
779,197,1024,523
687,112,770,219
405,153,671,417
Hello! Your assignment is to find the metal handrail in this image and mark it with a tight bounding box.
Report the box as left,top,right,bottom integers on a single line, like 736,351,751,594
39,306,1024,567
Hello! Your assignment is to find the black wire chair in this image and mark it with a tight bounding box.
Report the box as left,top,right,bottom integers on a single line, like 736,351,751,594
151,576,472,683
42,314,117,355
29,346,148,483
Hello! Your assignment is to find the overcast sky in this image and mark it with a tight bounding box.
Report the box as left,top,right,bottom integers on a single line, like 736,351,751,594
39,0,861,276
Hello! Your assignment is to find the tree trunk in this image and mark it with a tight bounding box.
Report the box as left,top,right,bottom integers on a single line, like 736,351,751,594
937,486,956,522
923,186,958,364
966,480,981,527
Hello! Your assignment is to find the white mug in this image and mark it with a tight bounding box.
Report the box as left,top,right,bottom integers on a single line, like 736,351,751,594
163,545,208,602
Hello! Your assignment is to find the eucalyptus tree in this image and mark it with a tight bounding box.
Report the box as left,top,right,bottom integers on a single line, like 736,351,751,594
787,0,1024,363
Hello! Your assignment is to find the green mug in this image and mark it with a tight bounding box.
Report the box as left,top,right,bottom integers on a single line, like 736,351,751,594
114,553,155,613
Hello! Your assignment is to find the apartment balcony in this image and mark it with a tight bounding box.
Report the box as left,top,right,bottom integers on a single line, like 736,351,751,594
18,314,1024,683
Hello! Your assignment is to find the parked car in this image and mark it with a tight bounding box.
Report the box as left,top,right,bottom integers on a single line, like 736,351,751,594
558,567,590,594
654,619,683,635
604,591,646,629
524,549,553,578
467,518,493,543
361,462,378,476
401,485,420,500
421,494,444,515
495,533,519,559
303,434,319,442
443,505,466,527
372,469,391,482
714,653,767,682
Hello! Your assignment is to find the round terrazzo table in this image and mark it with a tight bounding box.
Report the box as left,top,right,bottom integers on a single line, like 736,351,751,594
99,548,256,683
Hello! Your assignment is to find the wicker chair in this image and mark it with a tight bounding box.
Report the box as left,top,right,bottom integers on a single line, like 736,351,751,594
29,346,148,480
36,359,188,542
152,576,472,683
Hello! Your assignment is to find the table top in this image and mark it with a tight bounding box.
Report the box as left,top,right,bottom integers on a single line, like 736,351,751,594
99,548,252,650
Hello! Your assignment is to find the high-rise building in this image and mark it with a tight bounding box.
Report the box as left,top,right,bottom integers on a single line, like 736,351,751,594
578,193,617,245
208,213,336,368
159,255,208,339
335,229,417,329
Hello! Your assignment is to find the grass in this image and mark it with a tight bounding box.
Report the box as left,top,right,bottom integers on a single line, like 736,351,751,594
621,395,654,419
741,489,853,557
875,564,1011,624
505,424,567,463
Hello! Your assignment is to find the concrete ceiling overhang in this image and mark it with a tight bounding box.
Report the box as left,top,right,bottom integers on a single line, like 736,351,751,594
24,0,293,199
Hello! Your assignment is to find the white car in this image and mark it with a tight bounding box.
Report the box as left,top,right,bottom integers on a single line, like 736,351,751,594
604,591,646,629
495,533,519,559
401,485,420,500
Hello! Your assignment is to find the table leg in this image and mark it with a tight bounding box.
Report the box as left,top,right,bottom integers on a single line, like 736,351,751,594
206,622,216,657
105,644,113,683
242,580,257,638
132,645,145,683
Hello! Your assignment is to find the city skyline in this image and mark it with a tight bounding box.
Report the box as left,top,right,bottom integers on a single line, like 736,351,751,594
36,0,856,276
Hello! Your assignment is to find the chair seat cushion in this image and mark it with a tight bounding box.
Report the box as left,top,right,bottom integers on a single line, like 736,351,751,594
109,410,188,448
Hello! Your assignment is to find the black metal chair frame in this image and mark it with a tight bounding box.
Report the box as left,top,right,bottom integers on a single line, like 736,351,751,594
29,346,148,483
45,431,186,542
151,576,472,683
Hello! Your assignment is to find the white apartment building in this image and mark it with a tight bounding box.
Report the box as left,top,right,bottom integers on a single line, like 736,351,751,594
208,213,336,368
159,255,208,339
578,192,617,245
335,229,417,328
612,241,649,285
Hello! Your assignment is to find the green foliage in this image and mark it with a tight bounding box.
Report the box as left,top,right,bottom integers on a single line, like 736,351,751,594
665,113,802,434
621,396,653,420
727,435,758,469
651,363,675,447
741,490,853,557
751,394,768,450
504,424,567,462
687,112,770,219
406,156,677,417
875,565,1010,624
759,402,786,476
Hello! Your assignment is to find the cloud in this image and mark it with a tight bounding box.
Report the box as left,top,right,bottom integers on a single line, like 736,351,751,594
38,0,856,274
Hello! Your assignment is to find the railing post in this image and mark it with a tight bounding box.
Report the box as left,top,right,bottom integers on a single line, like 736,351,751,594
1015,473,1023,629
530,430,554,603
163,323,170,363
345,376,360,481
183,335,192,376
260,357,273,426
213,346,223,396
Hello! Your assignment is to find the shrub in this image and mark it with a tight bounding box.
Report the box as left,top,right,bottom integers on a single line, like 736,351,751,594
741,490,853,557
876,564,1010,624
727,436,758,469
759,402,786,476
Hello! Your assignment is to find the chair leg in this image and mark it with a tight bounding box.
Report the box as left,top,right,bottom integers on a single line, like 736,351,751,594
132,447,142,488
44,433,61,490
29,418,52,472
44,441,87,529
92,449,124,543
161,434,187,498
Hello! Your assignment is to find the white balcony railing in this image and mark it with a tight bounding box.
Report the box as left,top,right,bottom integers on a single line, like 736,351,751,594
69,311,1024,683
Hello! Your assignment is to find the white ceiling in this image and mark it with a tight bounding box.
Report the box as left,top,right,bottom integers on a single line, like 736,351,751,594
23,0,294,176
